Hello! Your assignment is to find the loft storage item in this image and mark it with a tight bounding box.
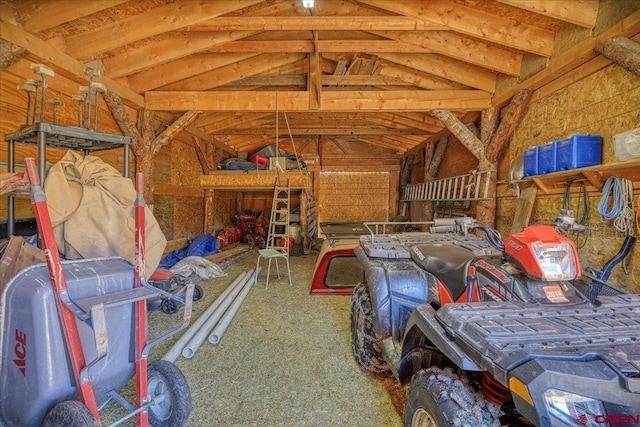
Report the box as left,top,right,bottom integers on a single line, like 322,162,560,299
200,170,311,191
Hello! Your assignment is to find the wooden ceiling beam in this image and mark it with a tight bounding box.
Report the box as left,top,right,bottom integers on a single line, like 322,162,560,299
0,18,144,107
376,136,417,152
157,53,307,91
370,30,523,77
194,112,240,128
207,40,434,53
7,0,128,33
104,31,259,78
495,0,599,29
373,113,442,133
405,111,481,156
377,53,497,92
145,90,491,111
214,127,430,136
493,9,640,107
323,53,466,90
61,0,264,58
124,53,259,93
203,114,274,134
377,62,467,90
357,0,554,56
323,75,410,86
187,16,446,31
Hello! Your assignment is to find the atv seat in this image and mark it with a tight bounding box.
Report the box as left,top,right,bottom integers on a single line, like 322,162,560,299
411,244,475,301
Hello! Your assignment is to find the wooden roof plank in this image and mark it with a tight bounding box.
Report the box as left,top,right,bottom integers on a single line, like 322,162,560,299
12,0,128,33
104,31,259,79
358,0,555,56
377,52,497,93
370,30,523,77
63,0,264,58
157,53,307,92
495,0,599,29
202,114,274,134
125,52,259,93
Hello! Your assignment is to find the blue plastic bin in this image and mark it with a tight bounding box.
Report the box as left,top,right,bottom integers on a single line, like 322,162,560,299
556,134,602,170
523,147,539,177
538,142,558,174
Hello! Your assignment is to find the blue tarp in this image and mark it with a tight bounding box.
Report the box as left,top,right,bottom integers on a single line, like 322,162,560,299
159,234,219,267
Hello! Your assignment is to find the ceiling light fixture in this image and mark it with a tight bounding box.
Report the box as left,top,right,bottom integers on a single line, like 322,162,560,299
302,0,314,8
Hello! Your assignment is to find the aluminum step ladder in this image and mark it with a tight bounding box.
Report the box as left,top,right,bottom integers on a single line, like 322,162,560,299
255,177,293,289
266,178,291,249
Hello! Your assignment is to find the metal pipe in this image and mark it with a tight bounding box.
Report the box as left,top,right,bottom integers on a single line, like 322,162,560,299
181,269,257,359
162,271,248,362
7,140,15,236
208,269,257,345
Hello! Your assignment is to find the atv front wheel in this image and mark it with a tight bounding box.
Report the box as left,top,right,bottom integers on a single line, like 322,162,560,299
404,367,499,427
350,283,389,373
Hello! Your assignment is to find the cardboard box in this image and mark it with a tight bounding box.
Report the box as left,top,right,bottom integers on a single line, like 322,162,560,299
0,236,47,292
269,157,299,170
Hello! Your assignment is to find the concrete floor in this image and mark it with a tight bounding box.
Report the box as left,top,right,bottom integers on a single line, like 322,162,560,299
100,248,404,426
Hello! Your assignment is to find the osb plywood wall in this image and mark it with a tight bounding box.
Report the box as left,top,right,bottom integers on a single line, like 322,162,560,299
154,135,205,240
212,191,237,234
498,64,640,292
318,171,389,223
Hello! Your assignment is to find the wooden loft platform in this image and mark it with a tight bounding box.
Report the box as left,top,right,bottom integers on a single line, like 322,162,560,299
200,170,312,191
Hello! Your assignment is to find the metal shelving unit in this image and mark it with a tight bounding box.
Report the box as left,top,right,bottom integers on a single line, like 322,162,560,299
5,122,131,236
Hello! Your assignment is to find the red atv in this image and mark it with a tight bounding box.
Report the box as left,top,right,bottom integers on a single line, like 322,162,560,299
351,219,640,426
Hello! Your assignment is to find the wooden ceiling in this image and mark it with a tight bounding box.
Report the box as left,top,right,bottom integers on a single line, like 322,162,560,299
0,0,604,155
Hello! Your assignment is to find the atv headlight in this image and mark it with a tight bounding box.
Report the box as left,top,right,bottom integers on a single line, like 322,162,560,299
533,242,577,280
544,389,608,427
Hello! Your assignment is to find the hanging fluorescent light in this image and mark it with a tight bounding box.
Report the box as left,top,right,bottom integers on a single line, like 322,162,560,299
302,0,314,8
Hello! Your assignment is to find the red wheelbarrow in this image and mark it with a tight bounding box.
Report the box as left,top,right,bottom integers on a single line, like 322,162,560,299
0,158,194,426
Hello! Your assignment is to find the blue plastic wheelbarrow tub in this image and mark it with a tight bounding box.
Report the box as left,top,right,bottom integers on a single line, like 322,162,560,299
0,257,137,426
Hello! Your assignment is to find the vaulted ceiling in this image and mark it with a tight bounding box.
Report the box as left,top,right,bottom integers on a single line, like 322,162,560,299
0,0,610,156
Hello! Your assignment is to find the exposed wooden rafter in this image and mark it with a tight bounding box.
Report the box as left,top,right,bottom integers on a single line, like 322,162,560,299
495,0,599,28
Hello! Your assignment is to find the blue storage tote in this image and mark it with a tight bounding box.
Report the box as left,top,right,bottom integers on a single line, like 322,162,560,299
523,147,539,177
556,134,602,170
538,142,558,174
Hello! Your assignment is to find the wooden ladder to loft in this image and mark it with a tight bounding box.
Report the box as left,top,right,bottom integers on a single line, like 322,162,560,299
266,178,290,250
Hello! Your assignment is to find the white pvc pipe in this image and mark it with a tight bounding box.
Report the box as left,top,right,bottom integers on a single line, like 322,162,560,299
208,269,258,345
162,271,247,362
181,269,255,359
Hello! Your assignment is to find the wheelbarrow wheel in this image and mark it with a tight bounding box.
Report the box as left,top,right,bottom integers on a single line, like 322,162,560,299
192,284,204,302
160,298,178,314
148,360,192,427
42,400,99,427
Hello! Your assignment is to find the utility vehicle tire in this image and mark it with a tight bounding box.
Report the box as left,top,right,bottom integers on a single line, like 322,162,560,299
192,284,204,302
42,400,99,427
147,360,192,427
404,367,499,427
350,283,389,373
